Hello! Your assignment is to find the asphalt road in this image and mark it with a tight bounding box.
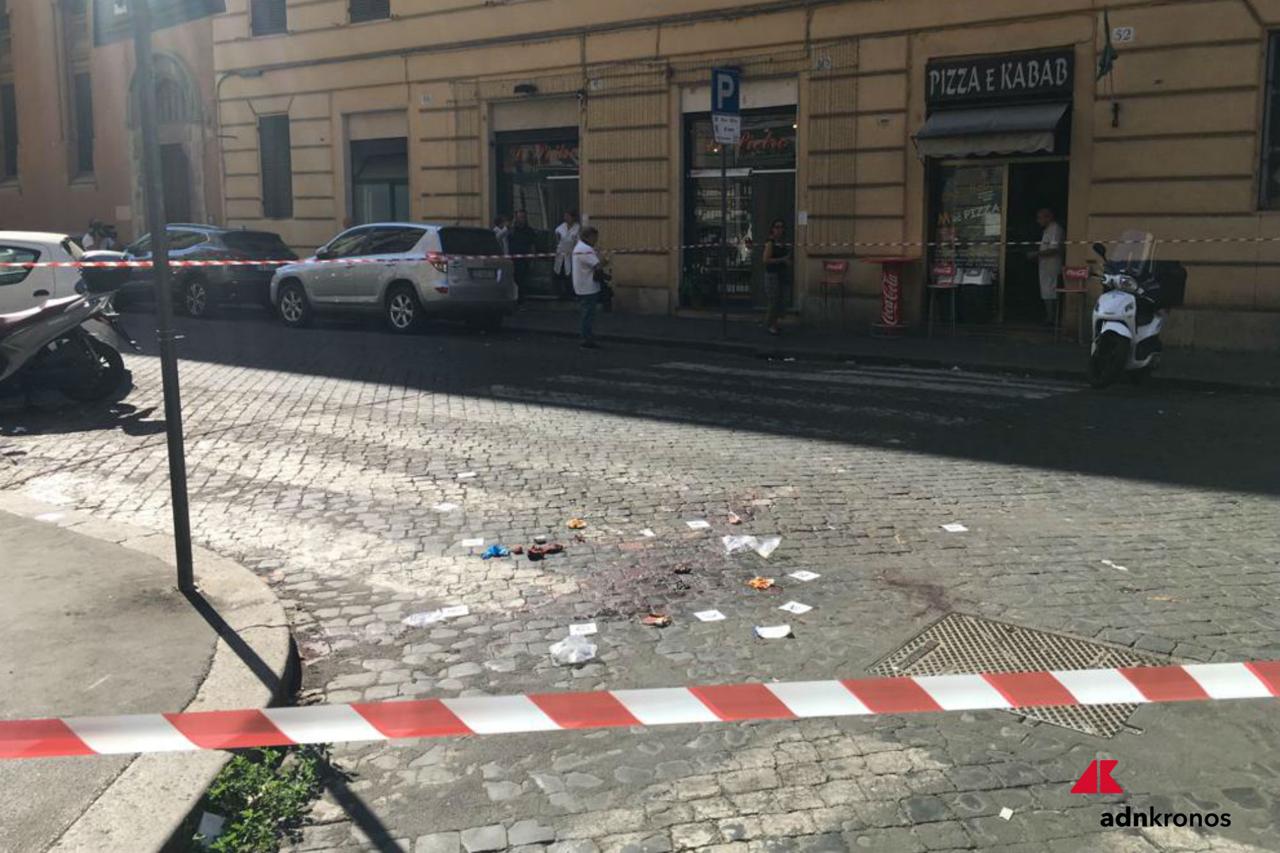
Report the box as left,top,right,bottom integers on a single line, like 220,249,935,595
2,306,1278,852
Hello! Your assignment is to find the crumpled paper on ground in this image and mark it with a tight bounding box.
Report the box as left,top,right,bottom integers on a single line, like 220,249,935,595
722,535,782,558
550,634,597,665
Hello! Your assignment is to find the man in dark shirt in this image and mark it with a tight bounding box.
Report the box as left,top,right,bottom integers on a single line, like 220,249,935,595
508,209,538,302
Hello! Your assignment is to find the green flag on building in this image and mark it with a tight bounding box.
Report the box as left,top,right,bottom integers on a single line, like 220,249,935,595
1098,10,1119,81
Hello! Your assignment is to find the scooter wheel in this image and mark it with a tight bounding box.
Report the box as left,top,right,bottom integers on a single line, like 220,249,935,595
1088,332,1127,390
61,337,126,402
1128,364,1154,385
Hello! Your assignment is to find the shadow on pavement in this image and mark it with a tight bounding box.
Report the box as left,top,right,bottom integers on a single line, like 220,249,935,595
17,304,1280,499
183,589,285,696
183,587,400,851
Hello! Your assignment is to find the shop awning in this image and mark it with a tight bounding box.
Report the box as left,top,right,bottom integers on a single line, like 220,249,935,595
913,103,1069,158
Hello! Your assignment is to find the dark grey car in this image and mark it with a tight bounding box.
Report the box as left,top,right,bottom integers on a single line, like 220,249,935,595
120,224,296,318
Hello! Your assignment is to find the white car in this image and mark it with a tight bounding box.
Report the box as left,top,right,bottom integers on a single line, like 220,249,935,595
0,232,87,316
270,223,516,333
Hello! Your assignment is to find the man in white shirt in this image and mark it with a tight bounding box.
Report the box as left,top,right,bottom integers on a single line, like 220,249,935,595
81,219,103,250
553,210,580,300
572,226,602,349
1030,207,1065,325
492,215,510,255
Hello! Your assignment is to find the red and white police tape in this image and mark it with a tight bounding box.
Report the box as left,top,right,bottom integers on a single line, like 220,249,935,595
4,661,1278,760
7,234,1280,268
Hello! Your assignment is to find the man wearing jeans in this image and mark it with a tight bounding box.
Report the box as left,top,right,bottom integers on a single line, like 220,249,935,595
572,226,602,349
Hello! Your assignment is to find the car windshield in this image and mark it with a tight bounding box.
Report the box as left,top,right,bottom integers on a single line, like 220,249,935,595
62,238,83,261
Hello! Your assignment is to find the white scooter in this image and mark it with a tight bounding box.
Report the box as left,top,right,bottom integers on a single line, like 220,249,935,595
1088,233,1186,389
0,253,138,402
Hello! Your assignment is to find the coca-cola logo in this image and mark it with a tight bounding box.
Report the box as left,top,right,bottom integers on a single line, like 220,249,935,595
881,272,901,325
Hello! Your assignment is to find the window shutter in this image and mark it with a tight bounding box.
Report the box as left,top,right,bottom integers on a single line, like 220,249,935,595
73,73,94,174
349,0,389,24
250,0,287,36
259,115,293,219
2,83,19,179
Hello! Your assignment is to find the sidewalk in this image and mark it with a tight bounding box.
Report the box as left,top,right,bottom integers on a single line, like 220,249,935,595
509,302,1280,393
0,495,293,852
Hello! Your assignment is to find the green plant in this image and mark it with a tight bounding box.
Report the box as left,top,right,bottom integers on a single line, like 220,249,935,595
192,746,326,853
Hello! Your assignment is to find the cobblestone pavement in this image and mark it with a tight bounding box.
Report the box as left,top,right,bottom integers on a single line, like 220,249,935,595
2,309,1279,853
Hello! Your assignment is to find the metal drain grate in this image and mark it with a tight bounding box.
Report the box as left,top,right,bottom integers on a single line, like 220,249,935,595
869,613,1170,738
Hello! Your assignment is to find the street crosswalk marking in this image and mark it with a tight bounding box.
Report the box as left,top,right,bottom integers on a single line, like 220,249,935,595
642,361,1080,401
521,373,974,426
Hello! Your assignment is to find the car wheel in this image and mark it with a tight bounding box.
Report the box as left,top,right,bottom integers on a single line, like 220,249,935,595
182,276,213,318
385,284,422,334
277,281,312,328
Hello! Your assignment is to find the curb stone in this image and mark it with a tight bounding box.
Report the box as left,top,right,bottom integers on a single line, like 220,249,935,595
0,492,296,853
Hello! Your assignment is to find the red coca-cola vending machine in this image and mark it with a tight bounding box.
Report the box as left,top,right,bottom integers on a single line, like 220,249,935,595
864,257,917,337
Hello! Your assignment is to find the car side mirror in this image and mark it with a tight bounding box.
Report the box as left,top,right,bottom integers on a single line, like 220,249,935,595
1092,242,1107,259
315,248,333,261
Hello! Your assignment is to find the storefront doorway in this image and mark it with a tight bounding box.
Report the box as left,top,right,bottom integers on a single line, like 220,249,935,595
918,48,1076,327
1004,161,1069,324
495,128,579,298
681,108,796,311
929,158,1068,325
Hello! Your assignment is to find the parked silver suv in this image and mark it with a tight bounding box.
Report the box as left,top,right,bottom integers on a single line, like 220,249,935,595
270,223,516,332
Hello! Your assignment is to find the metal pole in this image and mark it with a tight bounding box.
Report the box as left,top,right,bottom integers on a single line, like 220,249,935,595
131,0,195,593
719,142,728,340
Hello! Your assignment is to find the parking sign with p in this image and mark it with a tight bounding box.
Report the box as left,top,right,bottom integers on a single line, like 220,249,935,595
711,67,741,146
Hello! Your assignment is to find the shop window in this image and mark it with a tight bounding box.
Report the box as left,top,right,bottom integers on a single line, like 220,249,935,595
1262,33,1280,208
0,82,16,180
349,0,389,23
70,72,94,176
351,138,408,224
681,108,797,310
259,115,294,219
251,0,287,36
494,128,579,297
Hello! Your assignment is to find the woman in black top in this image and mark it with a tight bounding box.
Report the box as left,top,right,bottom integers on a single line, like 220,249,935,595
762,218,791,335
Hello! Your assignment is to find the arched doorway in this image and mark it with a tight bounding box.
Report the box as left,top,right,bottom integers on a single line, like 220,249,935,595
129,53,206,233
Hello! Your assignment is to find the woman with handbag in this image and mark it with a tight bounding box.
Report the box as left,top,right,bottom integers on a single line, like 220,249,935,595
762,218,792,336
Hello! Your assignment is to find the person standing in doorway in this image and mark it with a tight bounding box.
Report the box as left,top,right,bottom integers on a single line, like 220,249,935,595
554,210,580,300
492,215,511,256
762,218,792,336
1029,207,1065,325
572,225,603,349
508,209,537,302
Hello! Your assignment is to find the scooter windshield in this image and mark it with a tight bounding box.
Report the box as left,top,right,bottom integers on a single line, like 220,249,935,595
1108,230,1156,275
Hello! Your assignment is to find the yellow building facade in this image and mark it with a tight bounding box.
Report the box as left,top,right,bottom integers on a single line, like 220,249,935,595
213,0,1280,350
0,1,220,241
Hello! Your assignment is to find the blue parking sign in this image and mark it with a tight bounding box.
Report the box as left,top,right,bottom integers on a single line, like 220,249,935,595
712,67,741,115
711,67,741,145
